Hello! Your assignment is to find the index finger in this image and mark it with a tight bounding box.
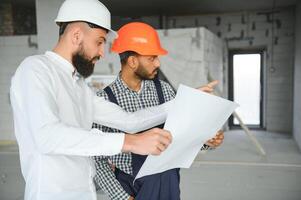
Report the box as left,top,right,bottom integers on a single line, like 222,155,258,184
207,80,219,88
159,130,173,142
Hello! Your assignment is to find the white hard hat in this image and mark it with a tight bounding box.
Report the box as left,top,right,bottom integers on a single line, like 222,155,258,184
55,0,117,37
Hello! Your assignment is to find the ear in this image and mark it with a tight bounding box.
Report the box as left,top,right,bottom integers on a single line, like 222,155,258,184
71,27,84,47
127,55,139,71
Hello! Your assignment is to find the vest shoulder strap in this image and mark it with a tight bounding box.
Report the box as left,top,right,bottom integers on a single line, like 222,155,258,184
153,78,165,105
103,86,119,105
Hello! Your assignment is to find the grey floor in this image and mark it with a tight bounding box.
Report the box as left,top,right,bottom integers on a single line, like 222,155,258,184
181,130,301,200
1,130,301,200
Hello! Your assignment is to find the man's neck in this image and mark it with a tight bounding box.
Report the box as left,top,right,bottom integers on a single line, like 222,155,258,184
120,70,143,92
53,41,74,67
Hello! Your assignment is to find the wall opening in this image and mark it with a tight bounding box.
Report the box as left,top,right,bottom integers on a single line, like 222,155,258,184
229,49,265,129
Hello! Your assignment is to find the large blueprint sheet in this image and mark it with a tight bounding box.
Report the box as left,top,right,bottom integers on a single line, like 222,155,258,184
136,84,238,179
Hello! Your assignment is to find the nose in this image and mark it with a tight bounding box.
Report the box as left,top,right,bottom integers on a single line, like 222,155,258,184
98,45,105,58
154,57,160,68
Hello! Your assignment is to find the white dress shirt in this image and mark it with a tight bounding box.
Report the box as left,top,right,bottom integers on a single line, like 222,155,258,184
10,51,172,200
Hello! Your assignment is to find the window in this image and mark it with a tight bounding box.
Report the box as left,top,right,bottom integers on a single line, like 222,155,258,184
0,1,36,36
229,50,264,128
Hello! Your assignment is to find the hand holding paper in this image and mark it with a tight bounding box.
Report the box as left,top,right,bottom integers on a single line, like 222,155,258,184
198,80,219,93
136,84,238,179
205,130,224,148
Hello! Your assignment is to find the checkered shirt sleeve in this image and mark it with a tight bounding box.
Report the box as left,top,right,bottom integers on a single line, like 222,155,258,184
93,155,131,200
92,88,131,200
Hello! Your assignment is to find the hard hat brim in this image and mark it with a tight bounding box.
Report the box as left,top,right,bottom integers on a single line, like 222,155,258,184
111,47,168,56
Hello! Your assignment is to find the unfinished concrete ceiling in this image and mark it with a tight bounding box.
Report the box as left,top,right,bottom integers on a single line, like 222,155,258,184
5,0,298,16
100,0,297,16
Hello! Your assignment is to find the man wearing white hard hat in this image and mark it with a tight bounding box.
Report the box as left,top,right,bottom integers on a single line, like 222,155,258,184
10,0,175,199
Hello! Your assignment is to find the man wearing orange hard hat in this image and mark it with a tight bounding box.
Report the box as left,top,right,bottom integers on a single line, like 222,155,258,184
93,22,224,200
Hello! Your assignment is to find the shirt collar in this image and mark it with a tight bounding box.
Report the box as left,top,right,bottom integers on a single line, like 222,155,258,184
73,71,83,81
115,74,131,93
115,73,152,94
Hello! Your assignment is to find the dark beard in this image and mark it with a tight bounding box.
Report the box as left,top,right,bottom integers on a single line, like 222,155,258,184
135,64,158,80
72,50,98,78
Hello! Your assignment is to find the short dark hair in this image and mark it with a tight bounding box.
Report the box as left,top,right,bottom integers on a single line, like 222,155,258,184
58,21,109,36
119,51,138,65
58,22,70,36
86,22,109,33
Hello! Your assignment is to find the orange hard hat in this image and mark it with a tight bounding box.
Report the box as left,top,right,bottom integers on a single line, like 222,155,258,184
111,22,168,56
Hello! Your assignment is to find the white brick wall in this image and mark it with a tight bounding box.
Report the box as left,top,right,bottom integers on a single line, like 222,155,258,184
0,35,38,140
293,3,301,149
136,8,295,133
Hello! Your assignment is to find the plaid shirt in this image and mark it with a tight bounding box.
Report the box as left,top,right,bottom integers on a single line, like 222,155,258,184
92,75,210,200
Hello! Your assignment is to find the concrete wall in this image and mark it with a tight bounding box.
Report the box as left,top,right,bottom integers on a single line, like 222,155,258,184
0,36,38,140
293,2,301,149
157,28,224,93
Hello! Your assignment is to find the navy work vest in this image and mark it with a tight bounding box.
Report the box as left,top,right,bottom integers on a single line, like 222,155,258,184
103,78,180,200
